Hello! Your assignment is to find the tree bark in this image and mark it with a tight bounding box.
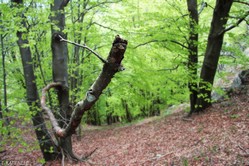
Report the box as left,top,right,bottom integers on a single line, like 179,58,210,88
195,0,233,112
11,0,58,161
187,0,198,114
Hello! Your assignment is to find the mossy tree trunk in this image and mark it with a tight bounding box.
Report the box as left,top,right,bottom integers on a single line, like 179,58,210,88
187,0,198,113
195,0,233,112
11,0,59,161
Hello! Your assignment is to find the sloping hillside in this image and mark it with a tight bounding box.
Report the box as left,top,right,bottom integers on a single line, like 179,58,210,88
1,91,249,165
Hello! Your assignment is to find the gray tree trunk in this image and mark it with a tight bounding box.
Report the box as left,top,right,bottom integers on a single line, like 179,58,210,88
196,0,233,111
50,0,77,160
187,0,198,113
11,0,58,161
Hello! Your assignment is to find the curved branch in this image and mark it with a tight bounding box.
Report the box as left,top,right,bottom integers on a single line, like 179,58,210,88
41,82,65,137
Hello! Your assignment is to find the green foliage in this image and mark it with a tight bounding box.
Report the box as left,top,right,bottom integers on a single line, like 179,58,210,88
230,114,240,119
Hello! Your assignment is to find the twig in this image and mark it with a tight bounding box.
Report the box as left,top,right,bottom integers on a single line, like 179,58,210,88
219,11,249,35
134,39,187,49
157,65,179,72
58,35,108,64
234,0,249,6
182,116,193,121
93,22,119,32
82,148,98,160
141,151,174,164
238,144,249,157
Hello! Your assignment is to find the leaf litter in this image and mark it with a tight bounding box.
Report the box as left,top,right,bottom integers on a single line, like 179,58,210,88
1,92,248,165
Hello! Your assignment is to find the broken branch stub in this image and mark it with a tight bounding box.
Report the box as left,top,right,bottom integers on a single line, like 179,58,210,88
63,35,128,137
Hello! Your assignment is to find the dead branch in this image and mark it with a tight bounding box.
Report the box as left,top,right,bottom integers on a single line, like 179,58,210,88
41,35,128,138
83,148,98,160
58,35,108,64
62,35,127,137
238,144,249,157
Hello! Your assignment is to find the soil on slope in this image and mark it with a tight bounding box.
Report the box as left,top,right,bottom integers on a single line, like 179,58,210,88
1,92,249,166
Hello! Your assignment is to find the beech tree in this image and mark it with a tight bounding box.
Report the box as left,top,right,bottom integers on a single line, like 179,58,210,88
130,0,248,115
187,0,198,113
11,0,59,160
10,0,128,162
41,35,127,160
188,0,249,114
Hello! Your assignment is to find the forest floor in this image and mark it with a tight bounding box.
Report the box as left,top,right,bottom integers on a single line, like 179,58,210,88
1,91,249,165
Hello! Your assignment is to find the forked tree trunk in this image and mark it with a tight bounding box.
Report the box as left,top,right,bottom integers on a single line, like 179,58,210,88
187,0,198,113
41,36,127,161
11,0,58,161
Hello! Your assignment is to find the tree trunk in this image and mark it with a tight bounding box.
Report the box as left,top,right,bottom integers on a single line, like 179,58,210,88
122,99,132,122
50,0,77,160
196,0,233,112
11,0,58,161
187,0,198,114
1,34,9,125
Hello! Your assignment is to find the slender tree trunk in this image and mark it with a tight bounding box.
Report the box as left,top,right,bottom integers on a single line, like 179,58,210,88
1,34,9,125
0,100,2,119
11,0,58,161
187,0,198,114
50,0,77,160
69,1,84,105
122,99,132,122
196,0,233,112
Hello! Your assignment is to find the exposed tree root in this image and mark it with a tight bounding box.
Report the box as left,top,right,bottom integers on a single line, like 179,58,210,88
59,146,98,165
